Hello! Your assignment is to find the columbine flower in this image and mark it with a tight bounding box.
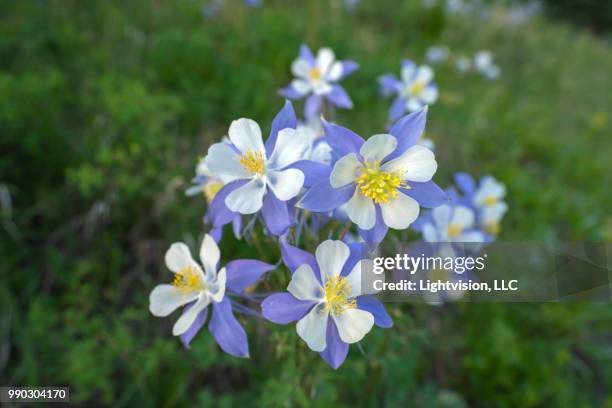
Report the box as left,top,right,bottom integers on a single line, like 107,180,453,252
280,45,358,120
473,50,501,79
455,173,507,236
204,101,311,236
149,235,274,357
425,46,450,64
378,60,438,121
185,159,225,202
262,240,392,368
421,204,485,243
298,108,447,245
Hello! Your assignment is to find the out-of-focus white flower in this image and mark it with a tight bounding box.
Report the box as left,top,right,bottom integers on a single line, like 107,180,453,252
422,204,485,243
474,51,493,71
474,50,501,79
185,159,225,202
426,46,450,64
472,176,507,235
400,63,439,112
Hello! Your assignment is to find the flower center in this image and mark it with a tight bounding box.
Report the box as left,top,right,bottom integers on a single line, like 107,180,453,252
408,80,426,96
239,150,266,175
483,195,498,206
172,266,204,293
323,276,356,316
356,160,407,204
447,223,463,237
203,181,223,203
309,67,322,82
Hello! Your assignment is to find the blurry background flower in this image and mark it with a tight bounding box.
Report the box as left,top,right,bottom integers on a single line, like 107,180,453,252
379,60,438,121
473,50,501,79
426,45,450,64
280,45,358,120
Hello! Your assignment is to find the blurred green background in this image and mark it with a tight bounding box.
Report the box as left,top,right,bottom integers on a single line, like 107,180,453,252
1,0,612,406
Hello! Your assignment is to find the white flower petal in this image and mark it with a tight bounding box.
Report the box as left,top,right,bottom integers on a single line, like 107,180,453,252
458,231,486,243
330,153,361,188
421,85,438,104
380,192,420,229
268,128,311,170
267,168,304,201
326,61,343,81
415,65,434,83
381,145,437,182
291,58,311,78
422,224,439,242
165,243,196,273
199,234,220,279
481,202,508,223
185,185,203,197
210,267,226,303
401,63,417,83
228,118,265,154
333,308,374,344
316,47,335,74
315,240,351,281
288,264,323,301
311,141,332,164
204,143,250,182
172,296,210,336
149,284,199,317
474,176,506,205
432,204,452,228
291,79,312,95
359,134,397,163
406,97,424,112
312,81,332,96
296,303,328,352
451,206,475,229
344,189,376,230
225,178,266,214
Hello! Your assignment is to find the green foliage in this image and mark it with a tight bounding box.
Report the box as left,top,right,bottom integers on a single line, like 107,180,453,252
1,0,611,406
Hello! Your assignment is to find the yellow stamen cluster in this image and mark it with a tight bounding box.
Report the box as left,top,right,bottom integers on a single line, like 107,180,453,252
408,80,426,96
483,195,498,206
203,182,223,203
239,150,266,175
309,67,322,81
323,276,356,316
172,266,204,294
447,223,463,237
356,161,406,204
